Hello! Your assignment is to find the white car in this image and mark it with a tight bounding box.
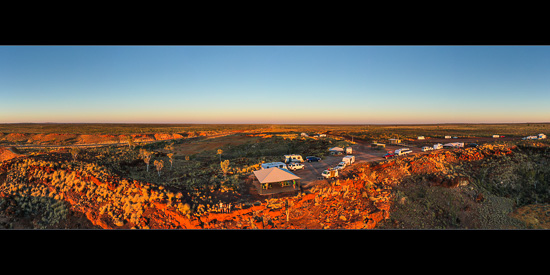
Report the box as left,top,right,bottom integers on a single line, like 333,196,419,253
335,162,346,170
288,162,305,171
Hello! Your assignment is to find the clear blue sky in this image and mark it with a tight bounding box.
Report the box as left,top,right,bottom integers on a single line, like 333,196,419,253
1,45,549,124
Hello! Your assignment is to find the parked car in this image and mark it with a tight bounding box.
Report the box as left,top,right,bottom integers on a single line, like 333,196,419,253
288,162,305,171
383,152,395,159
306,156,321,162
468,143,479,148
335,162,346,170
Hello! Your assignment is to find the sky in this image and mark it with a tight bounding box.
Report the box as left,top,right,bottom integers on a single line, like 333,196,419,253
1,45,549,124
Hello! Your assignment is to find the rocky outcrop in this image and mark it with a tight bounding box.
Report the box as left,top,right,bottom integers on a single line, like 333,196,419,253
0,147,24,162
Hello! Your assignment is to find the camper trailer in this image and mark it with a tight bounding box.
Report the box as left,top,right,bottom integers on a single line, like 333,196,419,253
342,155,355,165
395,148,412,156
492,135,500,138
433,143,443,150
261,162,288,170
443,142,464,149
421,146,433,152
284,154,304,163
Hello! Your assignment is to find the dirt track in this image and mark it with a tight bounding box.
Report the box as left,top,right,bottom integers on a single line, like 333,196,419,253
293,135,526,187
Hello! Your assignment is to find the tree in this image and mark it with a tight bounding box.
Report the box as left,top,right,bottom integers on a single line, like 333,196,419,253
220,159,230,177
154,159,164,177
70,147,81,162
126,135,135,150
140,149,153,172
167,153,174,170
217,149,223,162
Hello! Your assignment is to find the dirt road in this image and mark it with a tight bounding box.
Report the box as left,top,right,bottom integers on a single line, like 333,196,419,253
293,135,525,187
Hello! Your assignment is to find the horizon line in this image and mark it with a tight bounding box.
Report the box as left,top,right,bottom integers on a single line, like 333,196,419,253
1,122,549,126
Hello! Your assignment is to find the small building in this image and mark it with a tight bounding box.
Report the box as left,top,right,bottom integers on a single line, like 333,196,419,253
389,138,401,144
371,143,386,150
252,167,301,195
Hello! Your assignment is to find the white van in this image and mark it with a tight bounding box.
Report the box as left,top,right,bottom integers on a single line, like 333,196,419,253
261,162,288,170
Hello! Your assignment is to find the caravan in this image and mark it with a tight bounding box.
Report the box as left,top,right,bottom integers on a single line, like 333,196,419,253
342,155,355,165
284,154,304,163
261,162,288,170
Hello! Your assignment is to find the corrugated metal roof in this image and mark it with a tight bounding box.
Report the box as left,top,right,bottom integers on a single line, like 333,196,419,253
253,167,300,184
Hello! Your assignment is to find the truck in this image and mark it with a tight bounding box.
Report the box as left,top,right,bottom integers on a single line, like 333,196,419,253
322,168,339,179
342,155,355,165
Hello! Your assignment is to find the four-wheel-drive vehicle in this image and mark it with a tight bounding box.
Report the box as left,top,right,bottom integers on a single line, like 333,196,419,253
383,152,395,159
322,169,338,179
306,156,321,162
288,162,305,171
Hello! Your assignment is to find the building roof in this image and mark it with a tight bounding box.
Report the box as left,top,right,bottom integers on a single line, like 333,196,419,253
253,167,301,184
